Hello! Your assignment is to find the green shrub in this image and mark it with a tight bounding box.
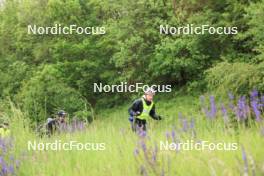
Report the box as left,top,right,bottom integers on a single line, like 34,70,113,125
0,61,32,98
205,61,264,95
17,65,88,123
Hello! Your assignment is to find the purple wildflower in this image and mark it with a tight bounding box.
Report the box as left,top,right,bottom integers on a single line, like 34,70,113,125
151,144,158,162
0,138,20,175
257,95,264,110
165,131,170,140
241,146,248,175
8,165,14,175
0,156,8,175
137,128,147,138
171,129,176,142
182,118,188,132
228,92,235,112
209,95,217,118
190,118,196,138
236,96,248,121
250,90,258,101
134,148,140,157
251,100,261,122
190,118,195,129
141,141,147,153
221,104,229,123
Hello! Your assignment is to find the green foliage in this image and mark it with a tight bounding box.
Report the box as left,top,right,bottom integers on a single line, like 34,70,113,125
206,61,264,95
0,0,264,123
17,65,87,123
0,61,32,98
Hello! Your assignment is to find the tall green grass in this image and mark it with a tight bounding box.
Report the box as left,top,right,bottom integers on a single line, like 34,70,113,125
4,95,264,176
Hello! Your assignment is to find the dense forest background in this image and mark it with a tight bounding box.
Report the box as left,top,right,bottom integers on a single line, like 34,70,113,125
0,0,263,124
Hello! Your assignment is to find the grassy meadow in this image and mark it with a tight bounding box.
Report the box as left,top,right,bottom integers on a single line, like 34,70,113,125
3,93,263,176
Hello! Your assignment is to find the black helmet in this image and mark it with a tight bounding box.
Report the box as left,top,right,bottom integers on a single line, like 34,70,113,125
57,110,66,117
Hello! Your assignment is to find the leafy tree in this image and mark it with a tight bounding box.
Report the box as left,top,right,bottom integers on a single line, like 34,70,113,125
17,65,88,123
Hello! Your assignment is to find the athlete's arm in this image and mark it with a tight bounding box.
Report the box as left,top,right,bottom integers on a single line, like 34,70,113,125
149,105,162,120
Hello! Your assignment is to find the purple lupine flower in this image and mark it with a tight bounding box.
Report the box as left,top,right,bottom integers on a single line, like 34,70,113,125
151,152,157,162
0,156,8,175
229,102,235,113
136,125,146,137
0,139,8,154
190,118,196,138
245,105,251,118
236,96,248,121
209,95,217,118
171,129,176,142
0,156,4,166
190,118,195,129
221,104,229,124
141,141,147,153
78,122,85,131
134,148,139,157
261,96,264,108
137,128,147,138
8,165,14,175
0,137,20,175
154,143,158,154
241,146,248,175
182,119,188,132
165,131,170,140
250,90,258,101
228,92,235,112
140,131,147,138
151,144,158,162
251,100,262,122
9,156,14,162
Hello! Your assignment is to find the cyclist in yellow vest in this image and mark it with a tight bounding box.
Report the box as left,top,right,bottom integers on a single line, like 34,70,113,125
128,88,162,132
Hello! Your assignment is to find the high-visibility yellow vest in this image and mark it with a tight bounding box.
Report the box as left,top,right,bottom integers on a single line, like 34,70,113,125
137,98,154,120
